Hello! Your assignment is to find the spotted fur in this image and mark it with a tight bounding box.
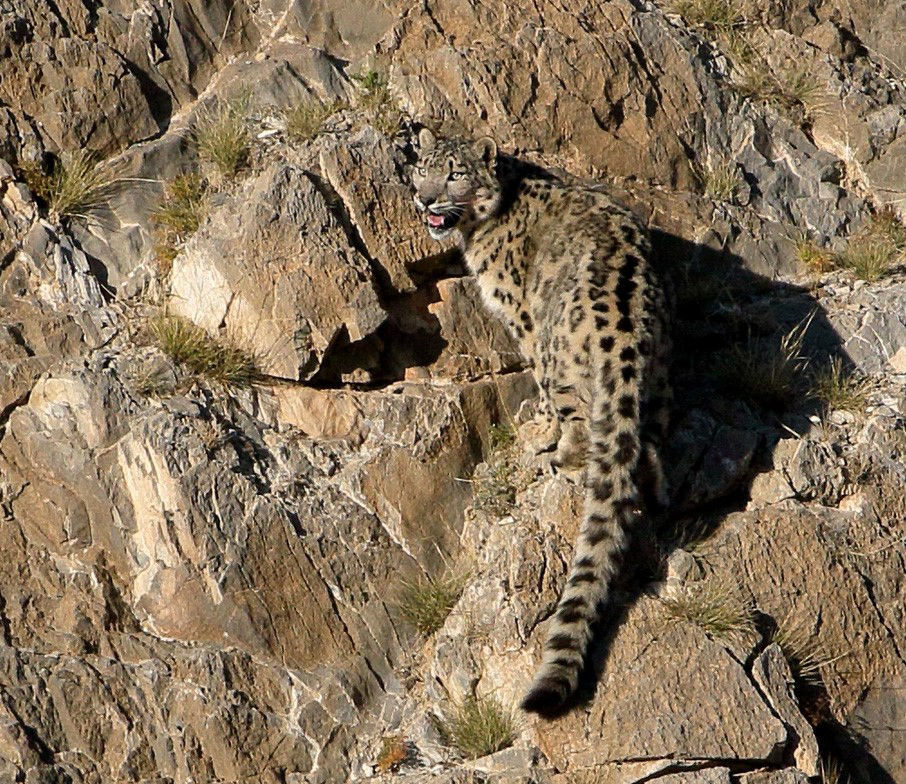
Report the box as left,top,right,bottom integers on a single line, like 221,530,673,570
412,129,671,715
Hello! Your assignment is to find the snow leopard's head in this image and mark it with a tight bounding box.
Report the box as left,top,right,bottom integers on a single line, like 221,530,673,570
411,129,501,241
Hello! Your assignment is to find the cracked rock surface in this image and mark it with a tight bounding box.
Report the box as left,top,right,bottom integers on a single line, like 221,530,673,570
2,0,906,782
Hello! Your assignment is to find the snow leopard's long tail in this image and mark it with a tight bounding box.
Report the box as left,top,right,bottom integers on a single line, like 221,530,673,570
521,282,647,717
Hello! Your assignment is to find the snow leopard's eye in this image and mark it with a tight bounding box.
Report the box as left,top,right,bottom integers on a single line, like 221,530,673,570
415,166,427,177
449,171,465,180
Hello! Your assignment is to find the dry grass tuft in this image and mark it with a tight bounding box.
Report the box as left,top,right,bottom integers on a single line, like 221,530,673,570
399,571,468,636
21,151,120,222
715,315,813,409
149,315,261,387
443,695,518,760
661,580,757,643
674,261,733,314
193,100,251,179
734,60,827,124
772,614,838,683
780,68,828,119
811,357,870,413
820,756,850,784
285,98,345,142
151,173,207,274
131,363,176,398
868,205,906,251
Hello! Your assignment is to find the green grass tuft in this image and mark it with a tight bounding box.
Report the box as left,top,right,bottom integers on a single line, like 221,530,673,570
811,357,870,413
699,159,742,203
353,68,402,136
837,238,896,282
443,695,518,760
670,0,745,33
149,315,261,387
21,151,119,222
661,581,757,643
399,571,467,636
193,100,251,179
284,98,345,142
151,173,207,274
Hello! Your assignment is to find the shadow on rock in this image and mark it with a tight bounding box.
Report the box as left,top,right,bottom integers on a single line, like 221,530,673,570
547,229,895,782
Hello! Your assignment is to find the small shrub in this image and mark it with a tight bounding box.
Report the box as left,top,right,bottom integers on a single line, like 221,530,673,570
193,100,251,179
21,151,119,222
149,315,261,387
794,236,835,274
375,735,409,773
699,159,742,202
488,422,517,451
151,173,207,274
399,571,467,635
661,581,756,643
285,98,344,141
473,460,521,516
473,421,530,517
443,695,517,760
811,357,870,413
715,315,812,409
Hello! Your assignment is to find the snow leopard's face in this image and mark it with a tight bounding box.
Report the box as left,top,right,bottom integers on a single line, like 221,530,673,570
411,129,501,241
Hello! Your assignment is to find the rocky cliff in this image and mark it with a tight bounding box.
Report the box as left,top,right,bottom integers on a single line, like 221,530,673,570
1,1,906,782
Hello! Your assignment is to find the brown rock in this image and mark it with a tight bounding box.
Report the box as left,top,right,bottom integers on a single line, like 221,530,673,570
320,128,440,293
168,163,386,381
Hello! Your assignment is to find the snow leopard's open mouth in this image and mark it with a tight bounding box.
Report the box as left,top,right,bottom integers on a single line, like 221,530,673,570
425,207,461,239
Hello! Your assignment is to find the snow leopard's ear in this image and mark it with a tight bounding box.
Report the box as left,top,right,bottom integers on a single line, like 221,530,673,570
474,136,497,169
418,128,436,151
